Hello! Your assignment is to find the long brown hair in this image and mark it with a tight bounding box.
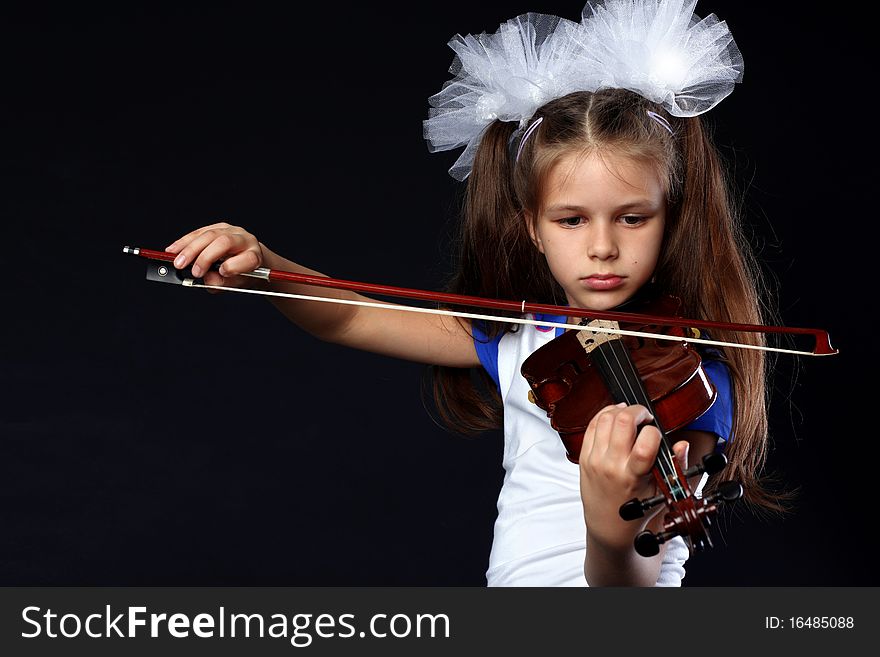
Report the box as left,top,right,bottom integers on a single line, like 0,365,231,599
426,89,786,513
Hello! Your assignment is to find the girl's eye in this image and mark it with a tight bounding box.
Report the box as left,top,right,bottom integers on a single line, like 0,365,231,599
558,216,584,227
620,215,646,226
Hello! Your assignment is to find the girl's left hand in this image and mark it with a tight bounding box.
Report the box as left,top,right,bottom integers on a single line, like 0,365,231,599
579,403,689,551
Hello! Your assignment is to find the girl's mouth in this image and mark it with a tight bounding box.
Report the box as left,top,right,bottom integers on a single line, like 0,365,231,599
581,275,624,290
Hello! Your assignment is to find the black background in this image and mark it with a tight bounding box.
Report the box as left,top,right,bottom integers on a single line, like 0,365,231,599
0,2,872,586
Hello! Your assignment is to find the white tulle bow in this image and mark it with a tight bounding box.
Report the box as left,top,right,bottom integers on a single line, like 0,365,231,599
424,0,744,180
578,0,743,116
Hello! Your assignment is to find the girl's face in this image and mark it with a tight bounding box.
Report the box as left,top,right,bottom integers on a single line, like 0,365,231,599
528,151,666,313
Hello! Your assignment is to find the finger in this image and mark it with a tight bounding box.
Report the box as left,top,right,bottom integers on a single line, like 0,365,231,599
173,229,238,275
192,233,245,278
672,440,690,472
165,222,232,253
604,404,654,461
169,229,222,270
626,423,662,477
217,248,262,277
582,403,626,465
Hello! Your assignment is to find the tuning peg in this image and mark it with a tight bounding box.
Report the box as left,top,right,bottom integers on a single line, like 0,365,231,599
634,531,660,556
634,529,680,557
634,523,718,557
621,450,731,521
704,480,743,504
628,483,743,557
684,451,728,479
619,493,666,521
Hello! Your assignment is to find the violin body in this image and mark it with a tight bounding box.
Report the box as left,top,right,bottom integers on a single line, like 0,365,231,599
520,294,739,556
521,295,717,464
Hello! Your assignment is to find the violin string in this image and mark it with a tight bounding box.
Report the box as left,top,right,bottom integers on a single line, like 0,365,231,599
591,335,684,500
607,337,685,500
587,338,677,487
182,281,820,356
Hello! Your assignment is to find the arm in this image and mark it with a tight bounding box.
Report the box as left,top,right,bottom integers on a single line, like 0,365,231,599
579,407,717,587
166,223,482,368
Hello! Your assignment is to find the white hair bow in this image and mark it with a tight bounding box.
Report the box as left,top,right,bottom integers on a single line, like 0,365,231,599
424,0,744,180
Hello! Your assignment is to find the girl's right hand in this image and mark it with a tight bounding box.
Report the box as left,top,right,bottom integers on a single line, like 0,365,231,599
164,222,265,289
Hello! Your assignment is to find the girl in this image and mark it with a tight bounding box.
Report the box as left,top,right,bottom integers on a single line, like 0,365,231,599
163,1,774,586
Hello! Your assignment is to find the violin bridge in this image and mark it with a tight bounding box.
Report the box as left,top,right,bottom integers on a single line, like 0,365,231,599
576,319,621,353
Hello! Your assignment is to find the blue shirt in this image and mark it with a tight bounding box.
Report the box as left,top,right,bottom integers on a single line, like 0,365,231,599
473,313,733,444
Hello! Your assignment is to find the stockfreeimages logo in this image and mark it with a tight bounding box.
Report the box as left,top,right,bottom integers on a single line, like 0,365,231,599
21,606,451,647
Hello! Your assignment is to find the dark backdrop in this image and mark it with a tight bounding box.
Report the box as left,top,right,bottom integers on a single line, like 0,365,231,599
1,2,871,586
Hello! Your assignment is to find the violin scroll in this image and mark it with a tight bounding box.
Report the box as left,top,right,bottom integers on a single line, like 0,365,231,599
621,452,744,557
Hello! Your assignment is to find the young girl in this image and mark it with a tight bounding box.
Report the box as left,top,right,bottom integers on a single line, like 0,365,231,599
163,1,775,586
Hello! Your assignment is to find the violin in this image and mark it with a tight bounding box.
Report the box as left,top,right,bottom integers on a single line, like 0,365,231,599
520,292,744,557
124,246,837,557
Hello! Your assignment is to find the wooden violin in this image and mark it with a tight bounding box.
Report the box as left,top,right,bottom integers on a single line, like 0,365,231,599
521,293,745,556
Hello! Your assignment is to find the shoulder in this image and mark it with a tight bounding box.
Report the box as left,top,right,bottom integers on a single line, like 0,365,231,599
684,351,733,444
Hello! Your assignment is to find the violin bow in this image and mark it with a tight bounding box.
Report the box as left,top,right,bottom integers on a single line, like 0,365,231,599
123,246,838,357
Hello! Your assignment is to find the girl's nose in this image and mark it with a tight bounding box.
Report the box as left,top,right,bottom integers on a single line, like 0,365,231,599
587,222,618,260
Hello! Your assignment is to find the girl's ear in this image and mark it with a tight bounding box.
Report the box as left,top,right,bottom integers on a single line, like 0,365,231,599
525,211,545,254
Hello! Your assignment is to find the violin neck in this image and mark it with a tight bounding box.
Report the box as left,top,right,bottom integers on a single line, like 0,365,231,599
590,340,685,500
